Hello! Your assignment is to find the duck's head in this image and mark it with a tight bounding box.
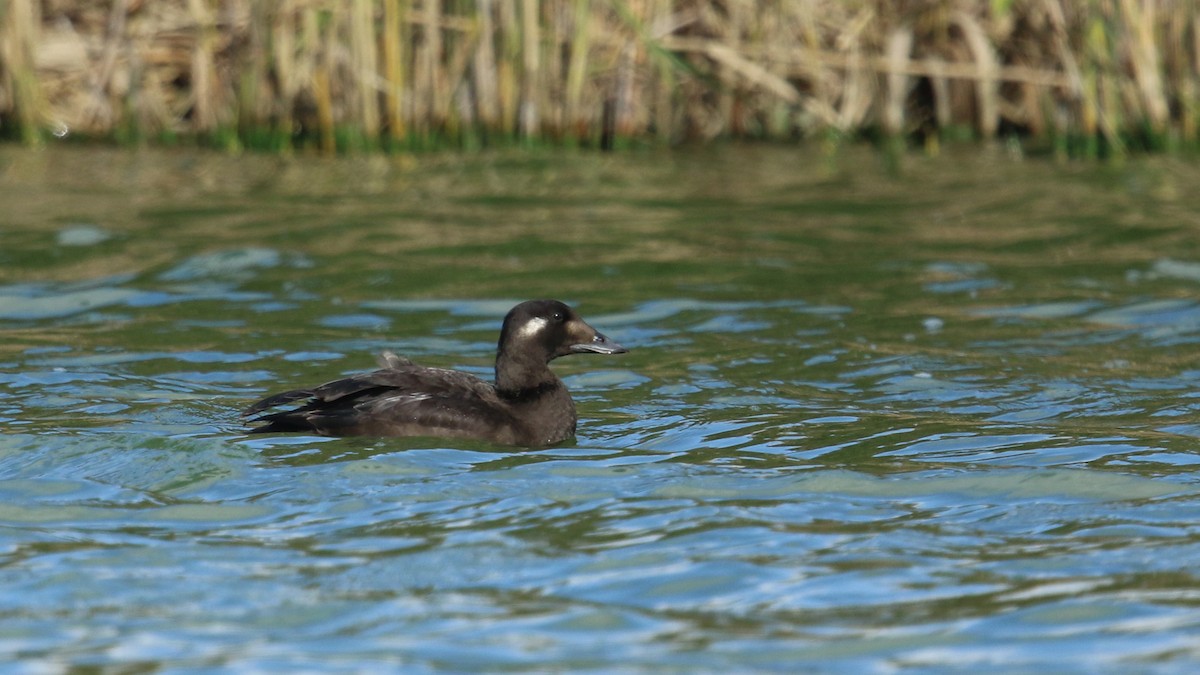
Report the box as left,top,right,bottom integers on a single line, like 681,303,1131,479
499,299,628,363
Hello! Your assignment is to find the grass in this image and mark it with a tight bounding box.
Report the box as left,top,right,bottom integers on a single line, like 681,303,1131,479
2,0,1200,156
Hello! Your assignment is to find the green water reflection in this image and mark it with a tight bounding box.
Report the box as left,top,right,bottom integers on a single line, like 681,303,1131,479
1,144,1200,671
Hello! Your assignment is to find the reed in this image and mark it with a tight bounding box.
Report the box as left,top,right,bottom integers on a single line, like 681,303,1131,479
1,0,45,144
3,0,1200,155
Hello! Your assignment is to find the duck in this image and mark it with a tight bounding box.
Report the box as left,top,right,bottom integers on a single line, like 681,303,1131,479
243,299,628,446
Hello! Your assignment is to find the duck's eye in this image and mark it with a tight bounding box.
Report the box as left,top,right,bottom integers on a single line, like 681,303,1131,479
551,311,565,323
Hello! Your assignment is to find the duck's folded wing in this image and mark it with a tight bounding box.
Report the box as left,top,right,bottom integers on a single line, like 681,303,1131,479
243,367,511,437
245,365,431,414
244,354,424,417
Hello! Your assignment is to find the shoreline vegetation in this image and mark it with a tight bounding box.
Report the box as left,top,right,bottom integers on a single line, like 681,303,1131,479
1,1,1197,157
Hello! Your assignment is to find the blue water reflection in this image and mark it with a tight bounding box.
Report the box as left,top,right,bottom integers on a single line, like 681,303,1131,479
2,145,1200,671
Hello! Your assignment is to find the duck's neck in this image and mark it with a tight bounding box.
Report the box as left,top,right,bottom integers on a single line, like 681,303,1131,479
495,354,578,445
495,353,560,398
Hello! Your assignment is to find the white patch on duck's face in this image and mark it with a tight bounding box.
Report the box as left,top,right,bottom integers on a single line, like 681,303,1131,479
515,316,549,340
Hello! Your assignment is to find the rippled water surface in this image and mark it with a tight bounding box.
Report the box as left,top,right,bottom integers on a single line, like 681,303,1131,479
3,144,1200,671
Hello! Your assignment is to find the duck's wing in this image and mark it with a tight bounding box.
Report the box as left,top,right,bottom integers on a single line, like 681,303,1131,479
243,366,515,438
243,357,427,416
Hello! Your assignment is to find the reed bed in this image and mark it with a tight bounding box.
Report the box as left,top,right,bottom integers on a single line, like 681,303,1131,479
1,0,1199,155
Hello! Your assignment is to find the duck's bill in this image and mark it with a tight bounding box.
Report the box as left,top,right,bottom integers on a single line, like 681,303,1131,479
571,331,628,355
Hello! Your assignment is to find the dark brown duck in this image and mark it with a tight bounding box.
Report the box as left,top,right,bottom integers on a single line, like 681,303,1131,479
243,300,627,446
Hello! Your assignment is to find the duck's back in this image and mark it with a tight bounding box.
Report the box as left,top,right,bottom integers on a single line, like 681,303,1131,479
246,362,573,445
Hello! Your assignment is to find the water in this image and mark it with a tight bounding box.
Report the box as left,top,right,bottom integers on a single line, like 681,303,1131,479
2,144,1200,672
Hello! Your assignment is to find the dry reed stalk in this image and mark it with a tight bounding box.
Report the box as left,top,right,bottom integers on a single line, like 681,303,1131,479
612,0,664,139
760,0,791,138
649,0,677,141
442,5,483,136
351,0,381,140
424,0,446,130
542,0,563,135
496,0,519,134
883,26,913,135
2,0,46,142
953,11,998,138
313,63,336,153
1120,0,1169,131
564,0,592,138
382,0,406,140
472,0,499,129
80,0,127,134
409,0,429,132
519,0,540,137
270,3,298,141
307,6,336,153
1043,0,1083,99
928,56,952,131
1181,14,1200,142
838,9,873,132
1095,16,1125,154
237,0,266,137
713,0,738,136
187,0,218,132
